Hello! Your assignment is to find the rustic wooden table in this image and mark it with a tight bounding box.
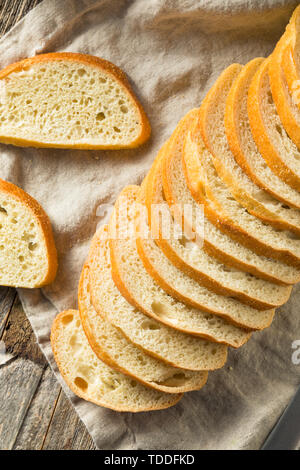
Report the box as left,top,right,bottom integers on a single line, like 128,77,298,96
0,0,96,450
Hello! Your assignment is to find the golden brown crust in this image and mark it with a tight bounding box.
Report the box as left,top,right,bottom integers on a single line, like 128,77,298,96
78,263,208,393
0,178,57,286
0,52,151,149
51,309,182,412
248,57,300,191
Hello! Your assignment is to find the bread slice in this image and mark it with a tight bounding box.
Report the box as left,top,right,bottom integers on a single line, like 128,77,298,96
89,226,228,370
248,57,300,191
269,33,300,152
0,178,57,287
51,309,182,412
199,62,300,234
109,187,251,345
0,52,150,149
145,149,290,315
225,57,300,210
78,261,208,393
183,112,300,267
162,109,300,284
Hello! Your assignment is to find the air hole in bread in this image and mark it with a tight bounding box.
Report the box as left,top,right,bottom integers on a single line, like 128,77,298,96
141,319,160,331
275,124,283,136
151,301,173,320
61,314,74,325
77,68,87,77
74,376,88,391
120,105,128,113
155,373,187,387
0,206,7,215
113,126,121,133
96,112,105,121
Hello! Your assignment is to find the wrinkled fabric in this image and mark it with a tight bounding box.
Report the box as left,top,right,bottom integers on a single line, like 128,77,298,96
0,0,299,450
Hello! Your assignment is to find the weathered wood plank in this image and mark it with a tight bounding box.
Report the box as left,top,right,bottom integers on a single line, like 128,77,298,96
42,391,96,450
12,365,61,450
0,287,16,338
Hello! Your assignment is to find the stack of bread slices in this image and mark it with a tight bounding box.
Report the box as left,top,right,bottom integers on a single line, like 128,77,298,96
52,7,300,412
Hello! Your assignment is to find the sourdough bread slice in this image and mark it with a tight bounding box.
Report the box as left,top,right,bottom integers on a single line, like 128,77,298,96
199,62,300,233
225,57,300,210
248,57,300,191
0,53,150,149
89,226,228,370
183,113,300,267
162,109,300,284
109,187,251,345
0,178,57,287
51,309,182,412
145,149,291,314
136,184,275,330
79,261,208,393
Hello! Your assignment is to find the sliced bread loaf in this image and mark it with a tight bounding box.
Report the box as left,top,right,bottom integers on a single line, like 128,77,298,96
0,178,57,287
225,57,300,210
51,309,182,412
162,109,300,284
248,57,300,191
199,62,300,233
145,149,291,313
89,226,228,370
0,53,150,149
109,187,251,345
78,261,208,393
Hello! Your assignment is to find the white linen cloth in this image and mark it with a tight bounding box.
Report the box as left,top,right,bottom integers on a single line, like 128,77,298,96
0,0,299,449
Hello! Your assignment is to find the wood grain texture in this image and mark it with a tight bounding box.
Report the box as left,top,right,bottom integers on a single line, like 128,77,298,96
0,0,95,450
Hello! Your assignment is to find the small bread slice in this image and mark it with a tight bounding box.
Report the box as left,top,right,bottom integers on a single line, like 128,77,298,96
199,62,300,234
78,261,208,393
248,57,300,191
110,186,253,344
0,178,57,287
51,309,182,412
145,150,290,314
89,226,228,371
225,57,300,210
162,109,300,284
0,52,150,149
